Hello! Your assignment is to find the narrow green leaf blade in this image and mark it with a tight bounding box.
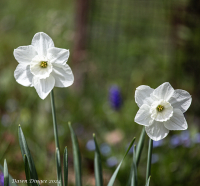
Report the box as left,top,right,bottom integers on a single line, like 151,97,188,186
68,123,82,186
0,164,18,186
4,159,9,186
24,155,32,186
107,137,136,186
18,125,39,185
146,139,153,183
56,148,63,186
136,127,145,166
131,146,137,186
63,147,68,186
93,134,103,186
145,176,151,186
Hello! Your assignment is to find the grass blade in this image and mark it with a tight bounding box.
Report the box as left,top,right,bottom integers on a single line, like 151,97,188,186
93,134,103,186
146,139,153,184
69,123,82,186
107,137,136,186
0,164,18,186
63,147,68,186
4,159,9,186
131,145,137,186
136,127,145,166
145,176,151,186
24,155,32,186
56,148,63,186
18,125,39,185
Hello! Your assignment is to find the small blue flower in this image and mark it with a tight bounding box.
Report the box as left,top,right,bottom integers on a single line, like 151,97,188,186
0,172,4,186
106,156,118,167
170,135,181,148
193,133,200,144
86,139,95,151
180,131,191,147
100,143,111,156
153,140,163,148
109,85,122,111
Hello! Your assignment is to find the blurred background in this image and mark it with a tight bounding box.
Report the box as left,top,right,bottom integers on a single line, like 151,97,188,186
0,0,200,185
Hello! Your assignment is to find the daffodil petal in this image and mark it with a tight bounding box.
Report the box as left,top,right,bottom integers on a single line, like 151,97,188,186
32,75,55,99
135,85,154,107
168,89,192,113
143,93,159,106
14,64,33,86
134,104,152,126
153,82,174,101
13,45,37,64
164,108,188,130
51,64,74,87
145,121,169,141
47,47,69,66
31,32,54,57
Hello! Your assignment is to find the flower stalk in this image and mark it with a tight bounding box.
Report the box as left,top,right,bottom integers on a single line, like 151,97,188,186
146,138,153,183
50,90,63,186
50,90,60,149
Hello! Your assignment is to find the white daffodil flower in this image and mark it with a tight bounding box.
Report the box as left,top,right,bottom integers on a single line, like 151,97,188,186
134,82,192,141
14,32,74,99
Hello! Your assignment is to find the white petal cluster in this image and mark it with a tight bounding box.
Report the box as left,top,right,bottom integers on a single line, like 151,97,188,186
14,32,74,99
134,82,192,141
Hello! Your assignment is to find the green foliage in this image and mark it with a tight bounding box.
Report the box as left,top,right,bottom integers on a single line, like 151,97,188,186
63,147,68,186
18,125,39,186
55,148,63,186
146,139,153,183
107,137,135,186
24,155,31,186
145,177,151,186
93,134,103,186
131,146,137,186
0,164,18,186
4,160,9,186
69,123,82,186
0,0,199,186
136,127,146,166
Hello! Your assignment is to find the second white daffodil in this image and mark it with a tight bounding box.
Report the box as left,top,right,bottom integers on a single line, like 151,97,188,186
14,32,74,99
134,82,192,141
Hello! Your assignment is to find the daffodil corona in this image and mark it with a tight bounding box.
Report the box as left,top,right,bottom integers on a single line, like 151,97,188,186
14,32,74,99
134,82,192,141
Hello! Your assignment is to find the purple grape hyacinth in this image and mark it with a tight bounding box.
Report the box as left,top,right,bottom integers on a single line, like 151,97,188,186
109,85,122,111
0,172,4,186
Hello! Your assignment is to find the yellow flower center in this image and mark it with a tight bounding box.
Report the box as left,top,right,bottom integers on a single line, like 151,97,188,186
157,105,164,112
40,61,48,68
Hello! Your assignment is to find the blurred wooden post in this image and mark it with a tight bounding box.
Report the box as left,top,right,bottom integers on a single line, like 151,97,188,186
72,0,89,64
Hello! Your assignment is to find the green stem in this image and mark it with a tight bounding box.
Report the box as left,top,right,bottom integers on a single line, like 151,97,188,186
146,138,153,183
50,90,60,149
50,90,63,186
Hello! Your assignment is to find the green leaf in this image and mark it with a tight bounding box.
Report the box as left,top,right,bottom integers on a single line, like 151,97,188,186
136,127,145,166
131,145,137,186
146,139,153,183
4,159,9,186
145,176,151,186
68,123,82,186
127,128,145,186
63,147,68,186
93,134,103,186
0,164,18,186
56,148,63,186
107,137,136,186
24,155,32,186
18,125,39,186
